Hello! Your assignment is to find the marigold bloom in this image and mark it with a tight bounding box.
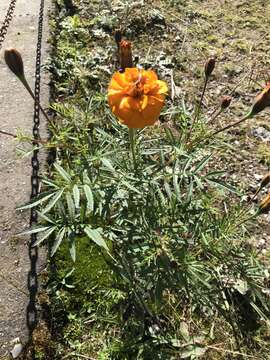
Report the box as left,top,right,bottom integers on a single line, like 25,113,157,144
108,68,168,128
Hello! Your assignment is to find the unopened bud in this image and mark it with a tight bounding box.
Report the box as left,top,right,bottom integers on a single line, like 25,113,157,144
249,83,270,117
259,192,270,213
220,95,232,110
4,48,25,80
119,40,133,71
114,29,122,47
204,57,216,78
260,172,270,189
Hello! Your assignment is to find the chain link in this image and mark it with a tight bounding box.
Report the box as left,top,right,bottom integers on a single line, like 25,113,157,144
0,0,17,51
26,0,45,343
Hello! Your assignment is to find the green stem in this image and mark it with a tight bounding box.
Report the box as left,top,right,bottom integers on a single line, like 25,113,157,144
209,111,253,138
129,128,136,169
198,76,208,116
189,111,253,149
187,76,209,141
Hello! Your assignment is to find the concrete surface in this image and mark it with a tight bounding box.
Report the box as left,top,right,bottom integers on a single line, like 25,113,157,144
0,0,50,356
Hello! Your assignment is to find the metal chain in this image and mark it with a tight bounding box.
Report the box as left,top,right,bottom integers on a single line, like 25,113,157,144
0,0,17,50
26,0,45,343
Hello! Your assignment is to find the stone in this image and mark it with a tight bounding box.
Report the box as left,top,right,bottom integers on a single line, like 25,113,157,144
10,342,23,358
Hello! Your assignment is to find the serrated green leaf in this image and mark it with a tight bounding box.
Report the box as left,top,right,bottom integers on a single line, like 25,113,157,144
68,232,76,262
194,175,204,190
42,189,64,214
54,163,71,182
32,226,57,247
173,173,181,200
17,191,55,210
206,178,241,195
66,192,75,220
156,186,166,207
122,181,141,195
205,170,225,178
19,226,51,236
42,179,59,189
193,154,212,174
36,211,56,224
84,184,94,211
51,227,66,256
83,171,91,184
186,179,193,202
164,181,172,199
101,158,115,172
73,184,80,208
84,226,108,251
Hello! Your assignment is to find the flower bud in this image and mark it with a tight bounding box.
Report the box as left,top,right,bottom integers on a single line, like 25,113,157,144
249,83,270,117
4,48,25,80
259,192,270,213
204,57,216,78
260,172,270,189
119,40,133,71
114,29,122,47
220,95,232,110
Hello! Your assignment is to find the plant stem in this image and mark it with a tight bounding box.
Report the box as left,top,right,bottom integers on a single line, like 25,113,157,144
0,128,60,147
198,76,208,116
20,75,52,125
209,112,252,138
129,128,136,170
187,76,208,140
0,130,17,138
190,112,253,149
207,108,223,125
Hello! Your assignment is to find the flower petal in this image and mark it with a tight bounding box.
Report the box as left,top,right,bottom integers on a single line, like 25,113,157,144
141,95,148,110
124,68,140,82
156,80,168,95
141,95,164,125
143,70,158,82
111,72,128,88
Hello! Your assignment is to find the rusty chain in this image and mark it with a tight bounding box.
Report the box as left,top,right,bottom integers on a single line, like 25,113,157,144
0,0,17,51
26,0,45,346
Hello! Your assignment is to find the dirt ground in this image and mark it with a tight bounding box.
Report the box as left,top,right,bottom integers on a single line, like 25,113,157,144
0,0,50,357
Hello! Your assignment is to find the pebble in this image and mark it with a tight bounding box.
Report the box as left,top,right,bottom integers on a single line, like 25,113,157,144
251,127,270,142
10,340,23,359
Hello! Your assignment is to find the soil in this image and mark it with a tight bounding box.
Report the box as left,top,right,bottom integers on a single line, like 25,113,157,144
0,0,50,357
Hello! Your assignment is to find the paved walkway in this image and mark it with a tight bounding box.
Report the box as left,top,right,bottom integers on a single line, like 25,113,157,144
0,0,50,357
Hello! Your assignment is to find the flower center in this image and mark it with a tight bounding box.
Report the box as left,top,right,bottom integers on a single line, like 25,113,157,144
126,73,145,98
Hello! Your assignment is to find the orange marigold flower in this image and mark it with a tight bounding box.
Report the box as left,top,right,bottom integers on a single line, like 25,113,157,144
108,68,168,128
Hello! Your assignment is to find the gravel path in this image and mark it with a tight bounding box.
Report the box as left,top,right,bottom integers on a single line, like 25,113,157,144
0,0,50,357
